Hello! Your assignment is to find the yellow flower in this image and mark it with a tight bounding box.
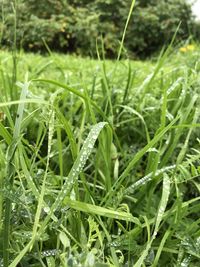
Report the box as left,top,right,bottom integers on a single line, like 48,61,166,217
179,44,195,53
186,44,195,51
179,47,187,53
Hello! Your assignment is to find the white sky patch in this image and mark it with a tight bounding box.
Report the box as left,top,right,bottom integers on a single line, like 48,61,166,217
191,0,200,20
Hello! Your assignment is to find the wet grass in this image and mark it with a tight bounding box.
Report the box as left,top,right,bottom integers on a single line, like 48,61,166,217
0,46,200,267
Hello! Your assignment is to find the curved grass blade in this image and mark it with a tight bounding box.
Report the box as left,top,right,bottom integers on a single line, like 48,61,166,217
0,99,48,108
125,165,175,195
117,104,150,142
9,122,108,267
64,197,140,225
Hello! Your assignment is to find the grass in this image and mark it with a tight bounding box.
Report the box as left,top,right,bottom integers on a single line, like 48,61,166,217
0,45,200,267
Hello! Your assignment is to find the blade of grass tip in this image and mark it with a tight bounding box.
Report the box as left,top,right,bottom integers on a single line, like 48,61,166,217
101,116,179,206
122,63,135,105
55,107,77,160
134,174,170,267
117,105,150,143
3,77,29,267
11,1,18,102
8,240,34,267
30,60,53,79
83,86,97,125
9,122,108,267
117,0,136,61
111,0,136,84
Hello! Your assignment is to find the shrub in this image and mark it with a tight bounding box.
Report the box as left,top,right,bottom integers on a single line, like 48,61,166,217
126,0,196,57
0,0,198,58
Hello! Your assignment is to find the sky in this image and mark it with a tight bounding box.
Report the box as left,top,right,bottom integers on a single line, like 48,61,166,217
191,0,200,20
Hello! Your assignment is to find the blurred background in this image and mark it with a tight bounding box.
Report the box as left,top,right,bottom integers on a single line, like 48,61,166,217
0,0,200,59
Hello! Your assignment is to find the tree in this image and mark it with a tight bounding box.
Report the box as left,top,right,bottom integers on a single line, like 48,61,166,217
0,0,197,58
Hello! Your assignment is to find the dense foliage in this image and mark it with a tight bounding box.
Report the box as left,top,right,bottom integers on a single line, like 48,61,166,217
0,45,200,266
0,0,198,57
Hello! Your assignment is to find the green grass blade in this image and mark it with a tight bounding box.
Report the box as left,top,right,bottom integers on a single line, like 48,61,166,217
64,197,140,224
9,122,107,266
152,228,171,266
134,174,170,267
3,79,29,267
117,0,136,61
102,116,179,205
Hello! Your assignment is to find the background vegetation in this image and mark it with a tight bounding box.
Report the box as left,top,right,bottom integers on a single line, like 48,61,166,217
0,0,199,58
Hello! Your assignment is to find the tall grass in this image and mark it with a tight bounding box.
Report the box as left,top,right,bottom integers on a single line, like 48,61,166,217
0,6,200,265
0,45,199,266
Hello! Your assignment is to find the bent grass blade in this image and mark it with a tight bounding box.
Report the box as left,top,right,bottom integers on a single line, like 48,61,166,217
9,121,108,267
64,197,140,225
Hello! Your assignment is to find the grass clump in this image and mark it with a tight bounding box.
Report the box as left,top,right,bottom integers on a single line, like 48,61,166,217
0,45,200,267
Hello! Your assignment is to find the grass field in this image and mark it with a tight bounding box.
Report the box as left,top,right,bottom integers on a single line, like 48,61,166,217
0,45,200,267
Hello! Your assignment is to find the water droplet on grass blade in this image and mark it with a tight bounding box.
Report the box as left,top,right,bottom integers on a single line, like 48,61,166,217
43,206,50,213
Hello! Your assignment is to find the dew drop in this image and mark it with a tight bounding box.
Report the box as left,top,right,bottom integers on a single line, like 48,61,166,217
43,206,50,213
88,143,93,149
